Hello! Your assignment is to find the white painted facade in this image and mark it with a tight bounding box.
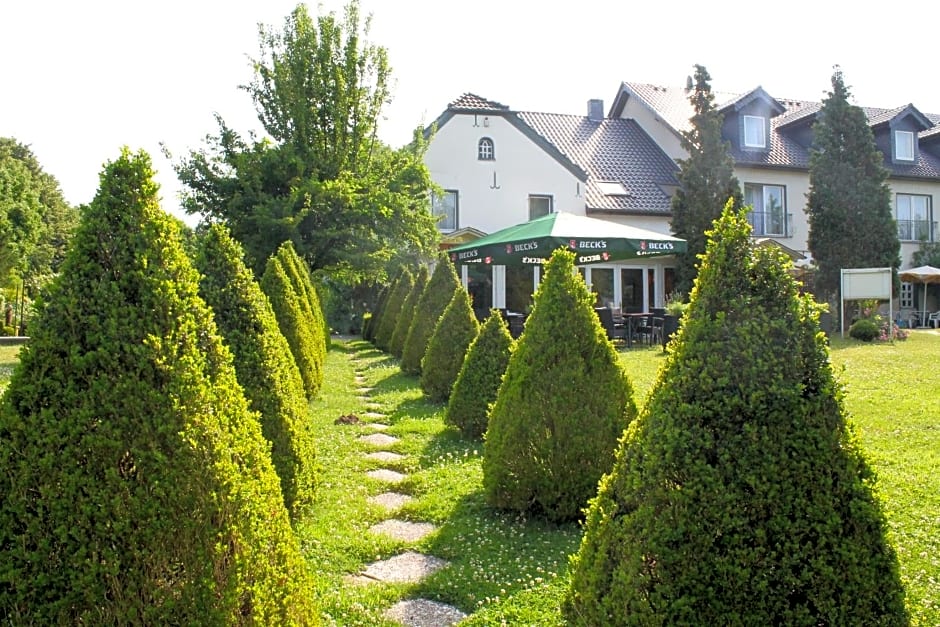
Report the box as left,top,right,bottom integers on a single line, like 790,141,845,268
425,112,586,234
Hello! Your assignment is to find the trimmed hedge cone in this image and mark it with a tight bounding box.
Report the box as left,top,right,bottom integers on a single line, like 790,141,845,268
401,254,460,375
563,203,908,625
0,149,315,623
391,265,428,358
445,308,513,438
420,284,479,402
483,248,636,522
375,268,413,352
195,224,317,519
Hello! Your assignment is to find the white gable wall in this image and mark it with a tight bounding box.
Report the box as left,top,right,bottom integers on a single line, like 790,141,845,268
614,96,685,161
425,113,586,234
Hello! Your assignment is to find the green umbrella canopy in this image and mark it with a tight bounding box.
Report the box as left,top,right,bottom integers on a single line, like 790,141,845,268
447,211,686,267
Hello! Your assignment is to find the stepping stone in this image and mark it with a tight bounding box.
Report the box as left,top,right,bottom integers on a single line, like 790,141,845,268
367,469,406,484
357,386,374,393
384,599,467,627
370,519,436,543
359,433,398,447
362,411,387,419
365,451,402,463
364,422,389,431
368,492,414,511
361,551,447,583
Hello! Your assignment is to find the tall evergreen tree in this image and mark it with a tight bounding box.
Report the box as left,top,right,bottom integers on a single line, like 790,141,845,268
564,203,907,625
807,67,900,303
670,64,743,296
195,224,316,518
483,248,636,522
375,267,413,351
0,149,314,623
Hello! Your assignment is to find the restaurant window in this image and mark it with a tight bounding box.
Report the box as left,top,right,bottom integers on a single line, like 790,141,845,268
431,189,458,232
620,268,643,313
466,263,492,317
506,265,534,313
528,195,553,220
589,267,615,309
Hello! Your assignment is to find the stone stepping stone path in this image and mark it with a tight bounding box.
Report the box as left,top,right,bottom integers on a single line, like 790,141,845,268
359,433,398,447
366,451,403,463
366,469,406,484
360,551,447,583
370,519,436,543
368,492,414,511
384,599,467,627
350,346,465,626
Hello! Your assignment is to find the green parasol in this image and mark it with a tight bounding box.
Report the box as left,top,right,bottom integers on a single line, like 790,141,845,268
447,211,686,266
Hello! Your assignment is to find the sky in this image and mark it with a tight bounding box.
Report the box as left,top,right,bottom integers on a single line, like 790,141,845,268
2,1,938,226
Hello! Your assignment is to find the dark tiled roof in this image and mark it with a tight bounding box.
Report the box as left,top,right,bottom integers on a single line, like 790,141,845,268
517,112,679,214
619,82,940,179
447,93,509,112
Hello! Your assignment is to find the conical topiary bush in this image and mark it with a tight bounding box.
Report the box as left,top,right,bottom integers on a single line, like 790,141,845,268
445,308,513,438
276,241,327,382
195,224,316,519
420,285,480,402
261,255,321,400
401,254,460,375
391,265,428,358
366,268,401,345
0,148,314,624
483,248,636,522
375,268,413,352
277,240,330,348
563,203,908,625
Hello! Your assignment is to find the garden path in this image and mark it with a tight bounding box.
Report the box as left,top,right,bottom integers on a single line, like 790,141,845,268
346,351,467,626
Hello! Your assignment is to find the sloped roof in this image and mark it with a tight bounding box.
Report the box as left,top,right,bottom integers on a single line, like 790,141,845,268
447,93,510,112
614,82,940,178
518,112,679,214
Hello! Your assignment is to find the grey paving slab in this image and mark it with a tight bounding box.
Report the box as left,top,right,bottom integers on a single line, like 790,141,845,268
365,451,403,463
359,433,399,447
361,551,447,583
367,469,406,484
384,599,467,627
368,492,414,511
370,520,437,543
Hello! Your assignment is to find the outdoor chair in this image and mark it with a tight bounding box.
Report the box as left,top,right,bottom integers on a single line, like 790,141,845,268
929,311,940,329
594,307,625,342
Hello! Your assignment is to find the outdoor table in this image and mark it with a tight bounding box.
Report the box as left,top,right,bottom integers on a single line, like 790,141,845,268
620,313,651,348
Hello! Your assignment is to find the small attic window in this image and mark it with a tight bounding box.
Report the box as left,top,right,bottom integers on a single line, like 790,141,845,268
478,137,495,161
743,115,766,148
895,130,915,161
597,181,628,196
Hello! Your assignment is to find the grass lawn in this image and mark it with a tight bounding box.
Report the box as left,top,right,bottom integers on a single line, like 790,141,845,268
0,332,935,623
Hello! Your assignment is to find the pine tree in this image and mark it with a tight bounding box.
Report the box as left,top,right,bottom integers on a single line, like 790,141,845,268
261,255,322,399
0,148,314,623
390,265,428,358
670,64,743,296
807,67,900,303
483,248,636,522
420,285,480,402
564,203,907,625
445,309,513,438
195,224,316,518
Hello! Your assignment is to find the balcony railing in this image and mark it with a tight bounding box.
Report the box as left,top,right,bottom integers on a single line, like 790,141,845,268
747,211,792,237
896,219,936,242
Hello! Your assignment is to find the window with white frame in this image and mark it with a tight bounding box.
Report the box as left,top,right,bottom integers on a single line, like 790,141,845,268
900,282,914,309
743,115,767,148
744,183,786,236
478,137,495,161
895,130,915,161
896,193,932,241
528,195,553,220
432,190,458,231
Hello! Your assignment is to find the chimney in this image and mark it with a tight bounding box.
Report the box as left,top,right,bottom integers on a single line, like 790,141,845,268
587,99,604,122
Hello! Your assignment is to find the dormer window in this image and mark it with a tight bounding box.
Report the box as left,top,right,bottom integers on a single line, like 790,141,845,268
743,115,766,148
895,130,915,161
478,137,495,161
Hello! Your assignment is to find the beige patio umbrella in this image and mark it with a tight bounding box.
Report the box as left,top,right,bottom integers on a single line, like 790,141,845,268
899,265,940,326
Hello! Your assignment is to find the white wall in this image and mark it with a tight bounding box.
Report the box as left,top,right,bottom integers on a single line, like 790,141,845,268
614,96,685,161
425,113,585,234
735,166,812,254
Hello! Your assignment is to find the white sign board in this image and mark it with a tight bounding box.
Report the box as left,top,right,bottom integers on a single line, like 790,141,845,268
840,267,893,338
